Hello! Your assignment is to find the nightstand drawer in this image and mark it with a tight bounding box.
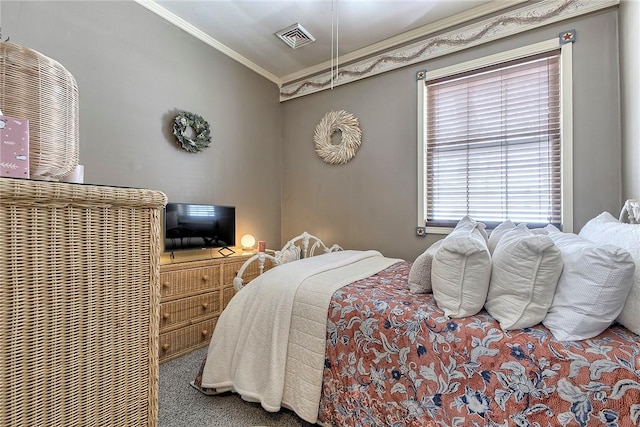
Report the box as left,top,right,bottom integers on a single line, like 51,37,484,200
222,286,235,309
222,257,272,286
222,259,250,285
221,258,273,309
159,317,217,363
160,265,220,298
160,292,220,330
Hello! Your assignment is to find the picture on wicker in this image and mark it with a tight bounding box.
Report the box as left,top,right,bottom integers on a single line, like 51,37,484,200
232,232,343,291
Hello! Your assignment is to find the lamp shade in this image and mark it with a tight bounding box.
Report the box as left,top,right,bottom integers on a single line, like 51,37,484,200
240,234,256,249
0,42,79,181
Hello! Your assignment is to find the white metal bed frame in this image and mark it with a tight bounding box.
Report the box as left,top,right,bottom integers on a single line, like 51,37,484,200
233,231,343,291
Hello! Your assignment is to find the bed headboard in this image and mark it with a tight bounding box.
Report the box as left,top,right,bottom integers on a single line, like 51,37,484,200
233,231,343,291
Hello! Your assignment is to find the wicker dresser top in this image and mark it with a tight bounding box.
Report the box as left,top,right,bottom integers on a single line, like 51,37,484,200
0,177,167,207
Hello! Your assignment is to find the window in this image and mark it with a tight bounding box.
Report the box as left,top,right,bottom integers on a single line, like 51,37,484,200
186,205,216,217
417,39,573,233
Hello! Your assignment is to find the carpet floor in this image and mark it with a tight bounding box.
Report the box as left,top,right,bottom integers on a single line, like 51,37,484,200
159,347,315,426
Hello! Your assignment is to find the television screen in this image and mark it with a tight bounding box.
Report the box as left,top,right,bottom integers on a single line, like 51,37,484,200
164,203,235,251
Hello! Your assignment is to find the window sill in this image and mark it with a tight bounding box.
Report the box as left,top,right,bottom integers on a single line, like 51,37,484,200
425,226,454,235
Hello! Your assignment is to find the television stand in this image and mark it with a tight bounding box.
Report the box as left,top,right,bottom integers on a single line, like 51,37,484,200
158,252,272,363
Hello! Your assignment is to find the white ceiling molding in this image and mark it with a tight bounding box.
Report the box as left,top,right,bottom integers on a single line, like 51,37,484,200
134,0,280,84
279,0,620,102
136,0,523,88
279,0,527,85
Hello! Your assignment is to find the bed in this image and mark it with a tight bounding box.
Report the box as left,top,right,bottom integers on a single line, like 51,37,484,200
193,203,640,427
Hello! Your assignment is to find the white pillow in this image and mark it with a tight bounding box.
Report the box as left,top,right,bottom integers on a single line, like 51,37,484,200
432,216,491,318
488,220,516,254
579,212,640,336
542,225,635,341
485,226,563,330
279,246,301,264
408,240,442,294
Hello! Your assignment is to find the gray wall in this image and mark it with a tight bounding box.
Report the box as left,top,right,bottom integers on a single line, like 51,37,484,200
282,9,622,261
2,2,629,261
620,0,640,201
1,1,283,249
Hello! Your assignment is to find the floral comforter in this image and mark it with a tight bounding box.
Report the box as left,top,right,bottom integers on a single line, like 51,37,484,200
318,262,640,427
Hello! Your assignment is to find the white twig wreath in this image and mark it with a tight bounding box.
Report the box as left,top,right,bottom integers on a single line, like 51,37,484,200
313,110,362,165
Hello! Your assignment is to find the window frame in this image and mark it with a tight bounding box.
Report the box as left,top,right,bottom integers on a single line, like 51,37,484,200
417,38,573,234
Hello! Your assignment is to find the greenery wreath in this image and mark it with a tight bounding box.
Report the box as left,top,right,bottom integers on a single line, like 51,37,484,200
172,111,211,153
313,110,362,165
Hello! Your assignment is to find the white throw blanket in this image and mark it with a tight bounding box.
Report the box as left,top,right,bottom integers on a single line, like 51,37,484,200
199,250,401,423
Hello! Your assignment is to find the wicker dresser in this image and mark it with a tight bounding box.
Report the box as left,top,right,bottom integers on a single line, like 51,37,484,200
0,177,167,427
159,253,270,363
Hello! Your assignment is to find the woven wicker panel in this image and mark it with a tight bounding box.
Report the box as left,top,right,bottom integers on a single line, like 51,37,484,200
160,292,220,331
222,259,243,285
160,263,220,300
222,286,236,309
222,257,269,285
0,178,167,427
221,258,272,308
0,43,80,180
159,317,217,363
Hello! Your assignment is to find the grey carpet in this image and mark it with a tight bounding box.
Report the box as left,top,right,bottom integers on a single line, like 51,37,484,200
159,347,316,426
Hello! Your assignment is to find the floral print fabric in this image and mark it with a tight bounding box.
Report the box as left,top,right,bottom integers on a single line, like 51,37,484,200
318,262,640,427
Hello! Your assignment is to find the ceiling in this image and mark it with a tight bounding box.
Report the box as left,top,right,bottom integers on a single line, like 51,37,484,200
138,0,523,84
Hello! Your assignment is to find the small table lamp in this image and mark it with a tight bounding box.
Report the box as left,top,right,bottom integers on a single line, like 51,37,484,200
240,233,256,251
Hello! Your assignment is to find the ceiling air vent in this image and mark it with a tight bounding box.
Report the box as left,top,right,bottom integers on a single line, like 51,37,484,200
275,23,316,49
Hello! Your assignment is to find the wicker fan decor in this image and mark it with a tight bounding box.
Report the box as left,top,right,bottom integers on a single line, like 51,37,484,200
0,42,79,180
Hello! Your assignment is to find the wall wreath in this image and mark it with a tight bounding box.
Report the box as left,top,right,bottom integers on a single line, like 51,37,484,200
172,111,211,153
313,110,362,165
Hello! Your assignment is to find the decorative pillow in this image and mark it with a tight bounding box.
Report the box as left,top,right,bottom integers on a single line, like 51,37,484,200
487,220,516,254
279,246,301,264
408,240,442,294
542,224,635,341
485,225,563,330
432,216,491,318
579,212,640,336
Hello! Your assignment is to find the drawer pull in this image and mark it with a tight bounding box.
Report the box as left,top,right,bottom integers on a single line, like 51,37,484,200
162,343,170,351
162,281,170,288
162,313,170,320
202,303,209,309
202,329,208,337
202,275,209,281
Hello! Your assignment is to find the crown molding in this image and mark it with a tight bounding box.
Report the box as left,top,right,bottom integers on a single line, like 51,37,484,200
280,0,620,101
135,0,525,88
134,0,280,84
280,0,527,85
135,0,619,100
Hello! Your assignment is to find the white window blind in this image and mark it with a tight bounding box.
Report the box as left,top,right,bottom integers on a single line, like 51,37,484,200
186,205,216,217
425,51,561,228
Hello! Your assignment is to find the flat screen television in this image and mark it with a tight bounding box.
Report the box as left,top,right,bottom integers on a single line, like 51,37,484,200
164,202,235,252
